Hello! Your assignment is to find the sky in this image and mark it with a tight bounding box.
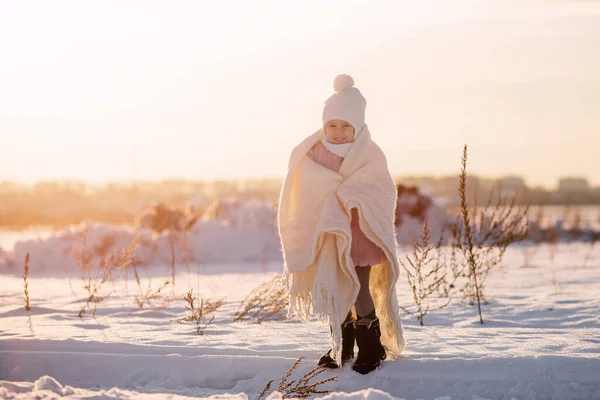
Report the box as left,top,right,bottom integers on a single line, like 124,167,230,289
0,0,599,189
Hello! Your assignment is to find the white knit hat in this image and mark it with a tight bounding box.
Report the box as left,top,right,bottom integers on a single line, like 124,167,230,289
322,74,366,133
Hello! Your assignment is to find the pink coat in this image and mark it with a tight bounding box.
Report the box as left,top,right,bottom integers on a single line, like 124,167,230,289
307,141,387,267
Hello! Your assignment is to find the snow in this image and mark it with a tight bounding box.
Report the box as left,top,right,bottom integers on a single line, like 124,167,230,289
0,229,56,252
0,196,455,271
1,241,599,399
0,379,395,400
1,198,597,273
0,220,280,272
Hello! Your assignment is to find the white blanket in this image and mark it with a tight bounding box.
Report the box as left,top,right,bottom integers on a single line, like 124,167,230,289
278,124,405,363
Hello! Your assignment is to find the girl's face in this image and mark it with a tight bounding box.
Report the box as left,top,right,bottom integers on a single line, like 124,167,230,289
324,120,355,144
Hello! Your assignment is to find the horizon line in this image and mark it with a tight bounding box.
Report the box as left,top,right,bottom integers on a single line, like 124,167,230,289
1,173,598,191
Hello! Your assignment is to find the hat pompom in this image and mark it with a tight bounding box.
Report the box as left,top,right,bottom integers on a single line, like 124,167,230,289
333,74,354,93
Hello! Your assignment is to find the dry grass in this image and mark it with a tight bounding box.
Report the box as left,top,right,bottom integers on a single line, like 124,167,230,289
258,357,337,399
131,262,176,309
175,289,225,335
584,210,600,267
68,276,78,299
73,224,92,284
166,227,197,292
547,226,560,265
522,207,544,268
582,234,598,268
437,225,467,299
399,220,450,326
183,229,191,278
77,236,139,318
133,265,171,309
453,145,528,324
23,253,31,311
168,231,177,294
71,225,92,301
233,272,288,323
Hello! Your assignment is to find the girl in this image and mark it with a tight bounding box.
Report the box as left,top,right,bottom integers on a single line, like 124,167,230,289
278,75,405,374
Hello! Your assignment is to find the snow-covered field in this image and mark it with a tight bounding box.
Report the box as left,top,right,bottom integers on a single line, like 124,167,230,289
1,238,599,399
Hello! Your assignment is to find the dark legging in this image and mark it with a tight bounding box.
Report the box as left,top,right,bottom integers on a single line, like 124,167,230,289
354,265,375,317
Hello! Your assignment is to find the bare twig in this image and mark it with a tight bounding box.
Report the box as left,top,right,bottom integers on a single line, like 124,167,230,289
258,357,338,399
455,145,528,323
438,223,468,298
399,220,451,325
135,279,171,309
169,231,177,294
582,236,597,268
78,236,140,318
175,289,225,334
23,253,31,311
259,380,274,399
73,223,91,283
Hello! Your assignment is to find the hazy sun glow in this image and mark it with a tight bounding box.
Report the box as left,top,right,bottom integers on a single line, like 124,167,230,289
1,0,599,188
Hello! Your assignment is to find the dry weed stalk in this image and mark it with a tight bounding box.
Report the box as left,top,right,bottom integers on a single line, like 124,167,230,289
23,253,31,311
135,280,171,310
68,277,78,299
584,209,600,267
258,357,337,399
168,231,177,293
182,215,198,283
176,289,225,334
454,145,528,324
399,220,450,326
522,207,544,268
78,237,139,318
437,224,467,298
131,264,173,309
547,228,559,265
522,244,537,269
582,234,598,268
233,272,288,323
183,229,191,279
73,224,92,283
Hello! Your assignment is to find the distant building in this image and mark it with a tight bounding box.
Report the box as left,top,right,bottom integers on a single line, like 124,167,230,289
558,177,589,192
497,176,526,190
495,176,526,198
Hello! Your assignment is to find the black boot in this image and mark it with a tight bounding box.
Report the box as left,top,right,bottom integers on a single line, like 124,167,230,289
318,316,355,368
352,318,387,375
